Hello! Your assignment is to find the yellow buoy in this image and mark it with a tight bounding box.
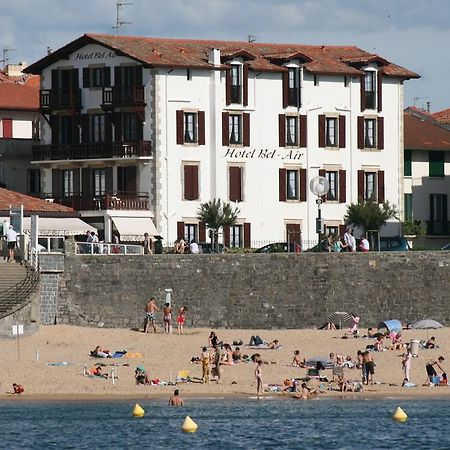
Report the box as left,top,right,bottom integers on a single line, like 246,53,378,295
182,416,198,433
393,406,407,422
132,403,145,417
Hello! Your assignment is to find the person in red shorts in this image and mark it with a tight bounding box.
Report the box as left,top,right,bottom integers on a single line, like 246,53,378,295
176,306,188,335
13,383,24,394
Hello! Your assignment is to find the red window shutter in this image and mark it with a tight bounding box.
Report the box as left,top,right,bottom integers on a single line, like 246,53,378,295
83,68,90,88
243,222,251,248
360,74,366,112
243,64,249,107
299,115,307,148
184,165,198,200
243,113,250,147
225,68,231,106
299,168,307,202
339,169,346,203
339,115,346,148
222,112,229,146
177,221,185,240
318,169,326,202
377,170,385,203
81,114,89,143
377,117,384,149
191,165,199,200
278,114,286,147
176,110,184,144
2,118,12,138
357,170,365,201
318,115,325,147
279,168,286,201
223,226,230,247
229,166,242,202
357,116,365,149
198,111,205,145
339,224,346,237
377,71,383,112
282,71,288,108
199,221,206,242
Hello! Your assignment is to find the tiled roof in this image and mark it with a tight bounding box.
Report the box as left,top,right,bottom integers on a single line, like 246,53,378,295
0,73,39,111
0,188,75,214
404,112,450,151
433,108,450,124
24,33,420,79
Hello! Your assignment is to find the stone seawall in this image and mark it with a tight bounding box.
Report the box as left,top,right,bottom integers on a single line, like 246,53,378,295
57,252,450,329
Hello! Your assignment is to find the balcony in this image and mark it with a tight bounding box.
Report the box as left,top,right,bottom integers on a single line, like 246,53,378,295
102,86,145,108
426,220,450,236
32,141,152,162
43,192,150,211
40,89,82,111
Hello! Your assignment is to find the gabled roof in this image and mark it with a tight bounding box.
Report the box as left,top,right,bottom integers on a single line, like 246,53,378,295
24,33,419,79
0,188,75,215
433,108,450,124
404,111,450,151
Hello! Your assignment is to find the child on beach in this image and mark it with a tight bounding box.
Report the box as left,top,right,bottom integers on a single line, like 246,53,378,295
177,306,187,335
12,383,24,395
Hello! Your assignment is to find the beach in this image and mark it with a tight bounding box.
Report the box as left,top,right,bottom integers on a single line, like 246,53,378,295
1,324,449,399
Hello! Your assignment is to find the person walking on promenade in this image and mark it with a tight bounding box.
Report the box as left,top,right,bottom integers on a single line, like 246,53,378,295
255,360,263,399
144,297,158,333
142,232,153,254
6,225,17,262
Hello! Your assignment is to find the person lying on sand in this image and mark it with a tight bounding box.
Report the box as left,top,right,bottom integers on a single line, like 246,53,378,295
251,353,277,365
12,383,24,395
90,346,111,358
91,366,108,379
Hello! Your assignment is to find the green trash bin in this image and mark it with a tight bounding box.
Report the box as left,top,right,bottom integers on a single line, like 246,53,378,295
154,236,163,254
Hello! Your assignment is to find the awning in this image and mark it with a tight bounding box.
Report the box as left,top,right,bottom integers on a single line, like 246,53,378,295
22,217,96,236
111,216,157,241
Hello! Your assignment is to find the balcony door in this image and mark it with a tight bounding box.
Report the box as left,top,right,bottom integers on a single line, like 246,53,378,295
117,166,137,193
430,194,448,235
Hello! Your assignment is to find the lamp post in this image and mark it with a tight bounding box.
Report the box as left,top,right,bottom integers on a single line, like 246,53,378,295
309,176,329,251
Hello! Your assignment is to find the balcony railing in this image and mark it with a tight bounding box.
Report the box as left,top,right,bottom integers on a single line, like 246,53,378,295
42,192,150,211
102,86,145,107
40,89,82,110
32,141,152,161
426,220,450,236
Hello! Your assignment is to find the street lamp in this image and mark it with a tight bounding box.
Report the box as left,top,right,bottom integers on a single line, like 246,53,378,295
309,176,329,251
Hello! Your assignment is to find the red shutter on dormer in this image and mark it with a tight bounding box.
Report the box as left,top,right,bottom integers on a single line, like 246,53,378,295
243,113,250,147
199,222,206,242
243,222,251,248
339,170,346,203
318,114,325,147
377,71,383,112
177,221,185,240
223,226,230,247
377,117,384,149
279,168,286,201
229,166,242,202
358,170,365,201
225,68,231,106
377,171,385,203
318,169,327,202
176,110,184,145
339,115,346,148
198,111,205,145
299,115,307,148
299,169,307,202
222,112,229,146
357,116,364,149
282,71,288,108
279,114,286,147
360,74,366,111
243,64,249,106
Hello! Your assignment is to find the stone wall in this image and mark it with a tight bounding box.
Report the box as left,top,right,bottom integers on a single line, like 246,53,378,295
39,253,64,325
57,252,450,329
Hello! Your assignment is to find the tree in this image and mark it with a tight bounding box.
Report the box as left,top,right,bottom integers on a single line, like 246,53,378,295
344,199,398,236
197,199,240,251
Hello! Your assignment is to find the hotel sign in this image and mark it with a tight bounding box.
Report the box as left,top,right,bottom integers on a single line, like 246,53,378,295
74,50,116,60
224,148,303,161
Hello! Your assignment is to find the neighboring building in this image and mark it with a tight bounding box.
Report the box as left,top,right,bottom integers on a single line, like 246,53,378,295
0,64,41,194
24,34,418,246
433,108,450,131
404,109,450,236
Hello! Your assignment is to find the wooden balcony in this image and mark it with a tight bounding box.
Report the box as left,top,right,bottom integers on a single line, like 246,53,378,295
32,141,152,161
102,86,145,108
43,192,149,211
40,89,82,110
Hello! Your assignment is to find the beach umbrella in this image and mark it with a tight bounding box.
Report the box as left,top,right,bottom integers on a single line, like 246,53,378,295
411,319,443,330
327,311,351,329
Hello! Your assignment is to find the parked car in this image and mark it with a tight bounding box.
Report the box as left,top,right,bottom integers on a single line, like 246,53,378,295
356,236,410,252
441,244,450,251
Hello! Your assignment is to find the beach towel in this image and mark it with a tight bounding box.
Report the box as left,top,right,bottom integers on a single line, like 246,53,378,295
246,345,282,350
47,361,70,366
125,352,143,358
111,350,127,358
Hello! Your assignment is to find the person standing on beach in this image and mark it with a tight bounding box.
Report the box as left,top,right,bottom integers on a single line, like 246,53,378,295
255,360,263,399
213,343,222,383
201,347,210,384
144,297,158,333
363,351,375,385
402,347,412,384
177,306,187,335
424,357,445,385
163,302,172,334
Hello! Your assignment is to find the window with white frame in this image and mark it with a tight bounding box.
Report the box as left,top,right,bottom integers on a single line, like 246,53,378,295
63,169,74,197
91,114,105,143
365,172,376,201
325,117,338,147
229,114,242,145
184,223,197,243
286,116,298,146
286,169,299,200
288,67,300,107
325,171,338,200
184,112,197,143
230,224,243,248
364,119,376,148
93,169,106,196
364,71,376,109
230,64,241,104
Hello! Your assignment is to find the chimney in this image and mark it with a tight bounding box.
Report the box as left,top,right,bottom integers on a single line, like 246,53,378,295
6,62,27,77
208,48,221,68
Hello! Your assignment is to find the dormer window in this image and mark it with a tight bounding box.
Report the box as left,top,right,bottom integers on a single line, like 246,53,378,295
230,64,242,104
364,71,376,109
288,68,300,107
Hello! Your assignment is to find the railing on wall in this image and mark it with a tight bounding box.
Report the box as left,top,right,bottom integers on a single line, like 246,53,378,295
75,242,143,255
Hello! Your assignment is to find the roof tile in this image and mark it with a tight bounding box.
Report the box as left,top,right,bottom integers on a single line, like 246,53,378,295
404,112,450,150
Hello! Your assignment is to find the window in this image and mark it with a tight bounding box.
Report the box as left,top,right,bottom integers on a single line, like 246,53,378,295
92,68,104,87
2,118,12,138
288,68,300,106
365,172,376,201
404,194,413,221
404,150,412,177
364,119,376,148
229,114,242,145
27,169,40,195
230,224,243,248
364,71,376,109
286,170,299,200
93,169,106,195
63,169,74,196
91,115,105,143
325,118,337,147
177,110,205,145
358,170,384,203
183,165,199,200
326,226,338,237
230,64,241,104
184,113,197,143
429,151,444,177
286,116,298,146
429,194,448,235
229,166,243,202
358,116,383,150
184,223,197,243
325,171,338,201
123,113,138,141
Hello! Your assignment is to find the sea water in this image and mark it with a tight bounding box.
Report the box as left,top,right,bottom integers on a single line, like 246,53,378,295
0,397,448,449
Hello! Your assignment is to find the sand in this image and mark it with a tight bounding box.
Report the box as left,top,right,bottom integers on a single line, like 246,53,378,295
1,324,449,400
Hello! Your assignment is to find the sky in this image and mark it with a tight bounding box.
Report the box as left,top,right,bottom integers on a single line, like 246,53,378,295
1,0,449,112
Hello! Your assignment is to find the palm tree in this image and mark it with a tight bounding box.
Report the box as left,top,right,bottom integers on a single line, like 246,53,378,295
197,199,240,252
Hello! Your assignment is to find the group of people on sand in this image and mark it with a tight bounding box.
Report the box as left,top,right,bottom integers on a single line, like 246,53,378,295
144,297,187,335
